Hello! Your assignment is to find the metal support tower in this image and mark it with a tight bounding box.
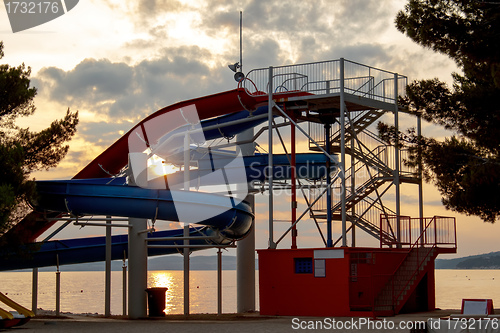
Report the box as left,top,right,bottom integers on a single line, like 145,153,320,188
241,58,418,249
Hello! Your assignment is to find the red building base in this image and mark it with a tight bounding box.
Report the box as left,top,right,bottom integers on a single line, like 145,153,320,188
258,247,441,317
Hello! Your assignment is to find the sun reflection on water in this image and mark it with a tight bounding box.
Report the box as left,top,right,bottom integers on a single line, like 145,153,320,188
148,271,178,314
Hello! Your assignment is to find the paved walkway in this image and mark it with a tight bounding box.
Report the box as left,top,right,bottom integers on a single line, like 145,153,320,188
16,310,460,333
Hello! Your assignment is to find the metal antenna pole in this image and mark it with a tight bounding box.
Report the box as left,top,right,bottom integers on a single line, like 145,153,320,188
239,11,242,72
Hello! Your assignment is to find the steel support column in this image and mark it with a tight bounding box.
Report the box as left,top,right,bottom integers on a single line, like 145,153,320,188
268,66,276,249
237,128,256,313
217,249,222,315
394,73,401,247
183,224,190,315
339,58,347,247
128,217,147,319
418,115,424,246
55,255,60,316
351,135,356,247
325,123,333,248
122,252,127,316
291,113,297,249
31,268,38,315
105,215,111,317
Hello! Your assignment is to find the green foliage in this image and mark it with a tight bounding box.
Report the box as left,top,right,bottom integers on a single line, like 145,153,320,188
381,0,500,223
456,255,500,269
0,43,37,129
0,42,79,235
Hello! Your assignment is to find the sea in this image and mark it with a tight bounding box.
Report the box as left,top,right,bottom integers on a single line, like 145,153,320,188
1,269,500,315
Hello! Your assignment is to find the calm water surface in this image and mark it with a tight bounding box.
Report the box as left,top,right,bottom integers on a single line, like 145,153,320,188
435,269,500,310
0,270,255,315
1,269,499,315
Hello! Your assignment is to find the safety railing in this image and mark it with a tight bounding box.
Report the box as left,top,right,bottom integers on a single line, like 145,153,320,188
380,215,457,249
309,123,419,181
372,215,456,313
352,197,397,239
241,59,407,103
308,147,386,214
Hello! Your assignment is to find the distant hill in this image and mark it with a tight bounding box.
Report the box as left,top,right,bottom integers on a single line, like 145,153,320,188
26,250,500,272
436,251,500,269
33,255,257,272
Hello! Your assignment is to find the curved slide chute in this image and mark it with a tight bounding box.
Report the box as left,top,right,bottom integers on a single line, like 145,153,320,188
0,226,239,271
3,89,308,244
1,88,328,271
74,88,307,180
0,152,336,271
34,178,254,239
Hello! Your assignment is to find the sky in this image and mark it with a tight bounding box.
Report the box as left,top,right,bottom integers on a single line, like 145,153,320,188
1,0,497,259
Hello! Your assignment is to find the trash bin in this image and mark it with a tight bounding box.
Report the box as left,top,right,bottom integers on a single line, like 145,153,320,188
145,287,168,317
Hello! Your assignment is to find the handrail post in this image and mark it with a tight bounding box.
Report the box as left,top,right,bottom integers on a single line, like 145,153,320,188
454,218,457,248
408,217,411,246
379,214,383,248
434,216,438,246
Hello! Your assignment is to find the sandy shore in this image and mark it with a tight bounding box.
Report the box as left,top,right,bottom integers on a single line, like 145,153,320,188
15,309,463,333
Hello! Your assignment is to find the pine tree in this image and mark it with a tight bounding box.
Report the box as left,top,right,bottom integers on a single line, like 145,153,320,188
379,0,500,222
0,41,79,235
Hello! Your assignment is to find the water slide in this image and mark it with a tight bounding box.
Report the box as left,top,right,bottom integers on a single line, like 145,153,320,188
1,152,334,271
4,88,309,244
0,292,34,328
0,88,332,271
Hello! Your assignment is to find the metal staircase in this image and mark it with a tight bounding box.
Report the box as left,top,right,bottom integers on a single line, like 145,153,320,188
373,246,437,314
372,215,456,315
345,196,397,244
308,111,417,243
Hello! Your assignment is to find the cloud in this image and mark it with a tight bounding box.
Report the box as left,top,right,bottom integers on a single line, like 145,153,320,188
78,121,130,147
28,0,458,172
33,45,231,121
204,0,330,33
37,59,134,108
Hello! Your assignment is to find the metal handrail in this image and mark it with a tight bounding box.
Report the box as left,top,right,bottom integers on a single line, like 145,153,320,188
242,59,407,102
391,244,436,312
380,215,457,248
271,73,308,93
380,215,456,311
